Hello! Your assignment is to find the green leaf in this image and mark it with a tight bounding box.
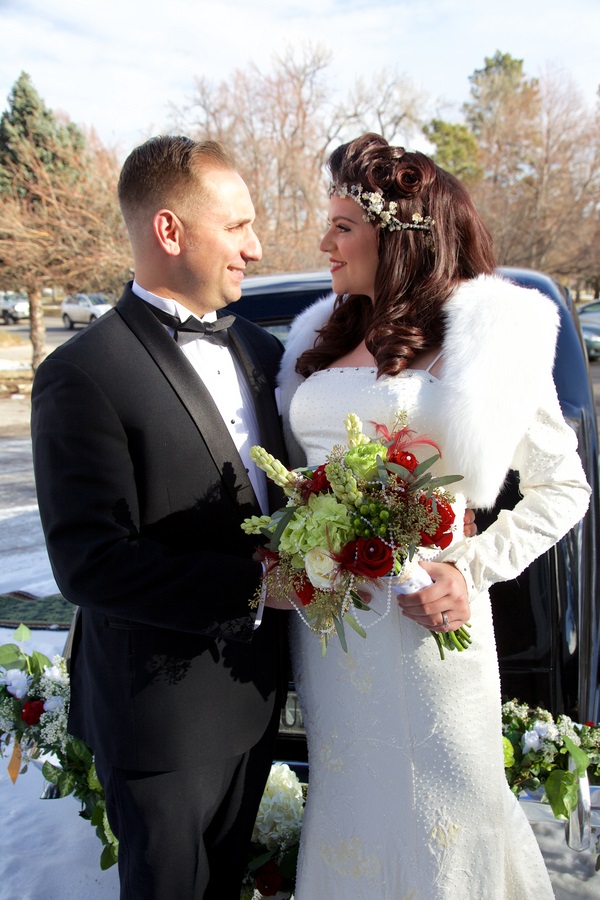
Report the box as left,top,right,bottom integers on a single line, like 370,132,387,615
29,650,52,675
90,805,106,827
563,734,590,777
41,761,61,784
376,455,390,483
428,474,464,487
344,612,367,639
279,843,300,878
384,460,414,479
268,506,298,550
350,592,372,612
67,736,94,766
412,454,440,477
13,624,31,643
248,849,276,872
544,770,578,819
0,644,26,668
57,770,77,797
333,614,348,653
409,472,434,491
100,843,119,870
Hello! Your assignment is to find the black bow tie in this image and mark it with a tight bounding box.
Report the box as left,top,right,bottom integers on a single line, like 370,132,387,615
144,302,235,345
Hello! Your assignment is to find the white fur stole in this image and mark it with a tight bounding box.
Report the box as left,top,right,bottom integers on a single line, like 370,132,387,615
277,274,560,507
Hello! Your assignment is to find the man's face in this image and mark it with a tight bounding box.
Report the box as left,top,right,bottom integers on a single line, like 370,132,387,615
177,166,262,315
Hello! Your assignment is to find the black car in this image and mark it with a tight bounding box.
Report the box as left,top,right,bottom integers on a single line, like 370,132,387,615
227,266,600,754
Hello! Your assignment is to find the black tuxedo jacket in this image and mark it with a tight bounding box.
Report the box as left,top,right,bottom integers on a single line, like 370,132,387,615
32,285,288,770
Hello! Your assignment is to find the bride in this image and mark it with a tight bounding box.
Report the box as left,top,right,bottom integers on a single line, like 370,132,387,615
270,134,590,898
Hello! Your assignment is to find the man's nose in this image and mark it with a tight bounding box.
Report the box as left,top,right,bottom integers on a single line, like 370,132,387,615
244,229,262,262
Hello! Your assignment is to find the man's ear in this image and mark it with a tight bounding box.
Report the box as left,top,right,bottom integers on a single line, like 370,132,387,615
153,209,182,256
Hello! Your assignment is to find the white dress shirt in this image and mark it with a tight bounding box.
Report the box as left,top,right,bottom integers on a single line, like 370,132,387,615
132,280,269,515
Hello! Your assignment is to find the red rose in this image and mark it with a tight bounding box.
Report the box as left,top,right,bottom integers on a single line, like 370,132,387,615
302,464,331,498
255,859,283,896
387,449,419,473
420,498,455,550
339,537,394,578
586,721,596,727
21,700,45,726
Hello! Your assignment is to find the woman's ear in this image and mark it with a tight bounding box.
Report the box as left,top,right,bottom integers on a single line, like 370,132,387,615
153,209,182,256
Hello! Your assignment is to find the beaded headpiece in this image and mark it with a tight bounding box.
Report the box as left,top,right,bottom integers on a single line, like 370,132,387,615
329,182,434,238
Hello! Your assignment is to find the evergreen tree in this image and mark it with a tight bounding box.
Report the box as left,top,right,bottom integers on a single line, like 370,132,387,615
422,119,482,184
0,71,84,195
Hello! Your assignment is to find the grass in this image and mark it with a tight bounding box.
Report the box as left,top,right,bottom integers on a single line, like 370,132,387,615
0,591,73,629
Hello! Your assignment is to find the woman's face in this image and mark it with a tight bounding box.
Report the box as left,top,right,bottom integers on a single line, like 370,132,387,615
320,195,379,299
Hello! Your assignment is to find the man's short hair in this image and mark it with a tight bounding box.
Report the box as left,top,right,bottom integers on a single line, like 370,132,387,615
118,135,236,229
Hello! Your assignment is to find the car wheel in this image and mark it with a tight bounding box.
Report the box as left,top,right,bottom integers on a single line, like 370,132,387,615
62,314,74,330
2,314,10,325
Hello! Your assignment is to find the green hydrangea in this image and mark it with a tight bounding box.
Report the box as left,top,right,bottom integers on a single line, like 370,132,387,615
279,493,355,564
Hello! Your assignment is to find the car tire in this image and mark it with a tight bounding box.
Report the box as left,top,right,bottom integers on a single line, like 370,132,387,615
62,314,74,330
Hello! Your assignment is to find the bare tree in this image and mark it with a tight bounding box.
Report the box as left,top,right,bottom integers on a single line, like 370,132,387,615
0,133,131,368
174,44,428,272
463,54,600,282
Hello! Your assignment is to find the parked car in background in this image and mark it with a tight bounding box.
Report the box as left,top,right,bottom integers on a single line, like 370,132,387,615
61,293,113,329
581,322,600,361
227,266,600,759
578,299,600,327
0,292,30,324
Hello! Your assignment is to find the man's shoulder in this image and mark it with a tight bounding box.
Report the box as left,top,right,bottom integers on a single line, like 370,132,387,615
230,312,283,353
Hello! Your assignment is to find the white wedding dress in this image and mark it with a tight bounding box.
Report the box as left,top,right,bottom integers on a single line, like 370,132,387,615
287,364,556,899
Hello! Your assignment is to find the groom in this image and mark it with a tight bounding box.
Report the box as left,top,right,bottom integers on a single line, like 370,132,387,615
31,136,288,899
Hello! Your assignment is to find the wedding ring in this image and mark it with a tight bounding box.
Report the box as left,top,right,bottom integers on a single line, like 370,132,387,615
442,612,450,629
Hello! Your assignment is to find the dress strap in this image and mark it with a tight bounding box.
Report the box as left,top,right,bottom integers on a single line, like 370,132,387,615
425,350,444,373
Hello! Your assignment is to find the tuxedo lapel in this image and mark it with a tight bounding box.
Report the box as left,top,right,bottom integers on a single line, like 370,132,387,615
228,317,288,509
116,287,260,515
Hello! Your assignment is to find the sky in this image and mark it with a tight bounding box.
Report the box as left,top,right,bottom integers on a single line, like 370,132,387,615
0,0,599,160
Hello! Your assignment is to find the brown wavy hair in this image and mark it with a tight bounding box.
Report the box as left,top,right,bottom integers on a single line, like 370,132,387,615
297,133,496,378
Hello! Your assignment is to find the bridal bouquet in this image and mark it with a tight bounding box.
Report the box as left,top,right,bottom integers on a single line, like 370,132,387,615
242,412,470,658
0,624,118,869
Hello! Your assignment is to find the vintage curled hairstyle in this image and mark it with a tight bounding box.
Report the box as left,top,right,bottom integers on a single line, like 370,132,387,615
297,133,496,378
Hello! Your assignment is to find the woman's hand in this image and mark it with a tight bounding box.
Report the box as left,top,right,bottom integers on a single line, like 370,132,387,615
394,560,470,632
463,507,477,538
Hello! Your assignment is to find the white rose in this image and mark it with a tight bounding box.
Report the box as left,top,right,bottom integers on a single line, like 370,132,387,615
1,669,31,700
43,696,64,713
533,719,559,742
304,547,339,589
521,729,542,753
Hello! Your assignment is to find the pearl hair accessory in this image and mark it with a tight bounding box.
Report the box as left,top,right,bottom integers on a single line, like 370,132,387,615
329,181,435,238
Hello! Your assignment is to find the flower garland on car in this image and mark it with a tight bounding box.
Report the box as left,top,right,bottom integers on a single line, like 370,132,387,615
2,627,598,883
241,763,305,899
242,412,470,658
0,624,118,869
502,699,600,869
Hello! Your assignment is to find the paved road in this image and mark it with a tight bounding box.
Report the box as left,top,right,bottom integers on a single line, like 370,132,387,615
1,314,72,353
